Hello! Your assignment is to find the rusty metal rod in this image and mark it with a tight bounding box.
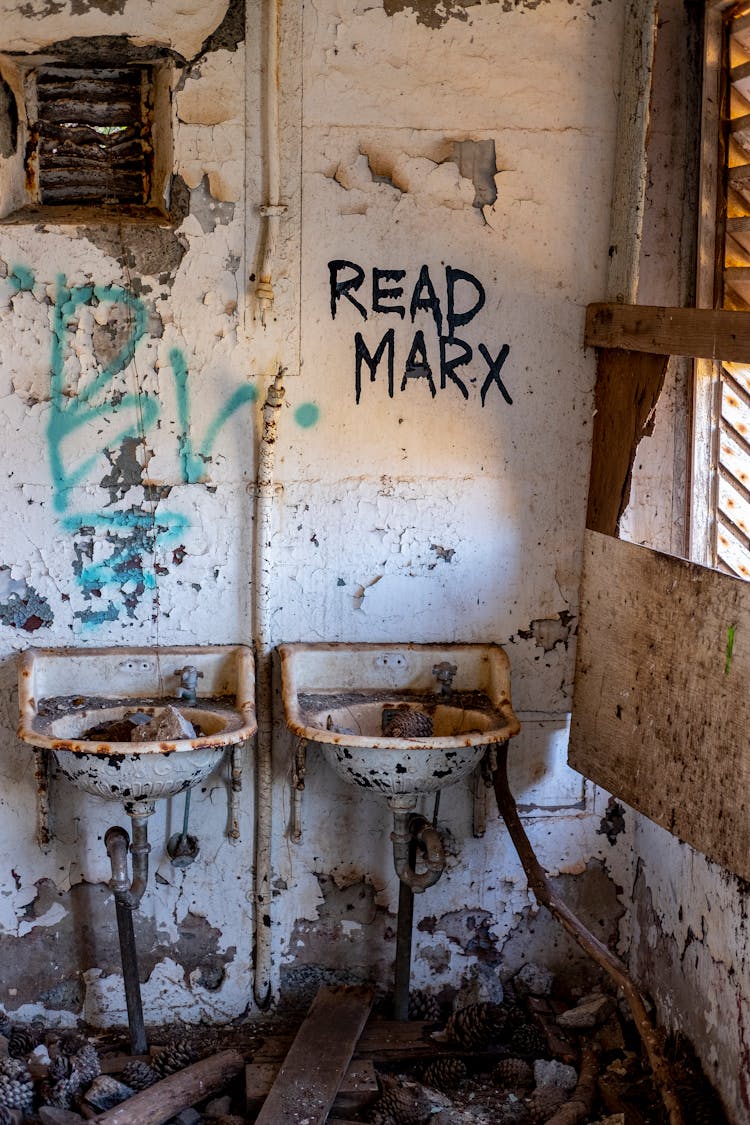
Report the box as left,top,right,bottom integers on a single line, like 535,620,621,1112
393,839,416,1021
491,741,685,1125
113,896,147,1055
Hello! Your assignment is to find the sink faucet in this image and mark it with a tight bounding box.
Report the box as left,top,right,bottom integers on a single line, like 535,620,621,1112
174,665,203,705
432,661,457,697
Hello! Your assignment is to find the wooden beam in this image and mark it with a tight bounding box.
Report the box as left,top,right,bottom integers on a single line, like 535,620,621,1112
585,303,750,361
93,1051,244,1125
570,530,750,883
585,348,669,536
254,985,373,1125
605,0,658,303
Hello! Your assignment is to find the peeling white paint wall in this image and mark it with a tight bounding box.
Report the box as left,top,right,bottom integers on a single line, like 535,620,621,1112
0,0,649,1084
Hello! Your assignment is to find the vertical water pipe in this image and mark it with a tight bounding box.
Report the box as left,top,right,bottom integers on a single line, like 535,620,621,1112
255,0,285,324
253,372,285,1008
251,0,286,1007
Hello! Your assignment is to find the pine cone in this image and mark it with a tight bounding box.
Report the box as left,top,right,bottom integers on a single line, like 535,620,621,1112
151,1037,197,1077
527,1084,568,1123
0,1012,11,1040
71,1042,101,1085
509,1021,548,1058
0,1105,13,1125
8,1025,41,1059
421,1056,466,1091
38,1072,81,1109
368,1072,433,1124
408,990,441,1022
48,1054,74,1082
46,1029,87,1058
493,1056,534,1090
444,1001,511,1049
0,1057,34,1112
382,707,433,738
120,1059,159,1091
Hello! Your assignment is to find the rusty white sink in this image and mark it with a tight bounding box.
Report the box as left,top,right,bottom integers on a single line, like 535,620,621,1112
18,645,256,809
279,642,520,804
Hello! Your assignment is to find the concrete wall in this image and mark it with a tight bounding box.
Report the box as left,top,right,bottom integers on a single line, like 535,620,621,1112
0,0,639,1064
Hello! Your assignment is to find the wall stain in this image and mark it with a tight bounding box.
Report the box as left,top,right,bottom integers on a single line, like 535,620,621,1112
383,0,552,29
0,880,234,1011
280,874,394,1006
517,610,577,652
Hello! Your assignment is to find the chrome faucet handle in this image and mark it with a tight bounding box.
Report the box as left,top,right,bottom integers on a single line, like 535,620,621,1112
432,661,458,694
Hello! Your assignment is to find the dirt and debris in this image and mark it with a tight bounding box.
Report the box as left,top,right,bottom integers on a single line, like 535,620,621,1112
0,971,728,1123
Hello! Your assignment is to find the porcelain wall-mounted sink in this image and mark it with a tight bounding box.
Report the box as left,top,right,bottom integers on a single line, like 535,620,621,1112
18,645,256,810
279,642,520,804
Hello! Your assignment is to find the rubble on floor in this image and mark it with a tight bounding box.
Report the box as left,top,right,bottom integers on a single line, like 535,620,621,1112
0,965,729,1123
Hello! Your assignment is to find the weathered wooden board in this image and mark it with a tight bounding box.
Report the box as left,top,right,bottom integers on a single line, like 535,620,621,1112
586,349,669,536
585,303,750,362
246,1058,377,1115
253,1019,439,1064
254,985,373,1125
570,530,750,880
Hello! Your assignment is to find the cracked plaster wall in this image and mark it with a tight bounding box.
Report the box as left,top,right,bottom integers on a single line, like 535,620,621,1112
0,0,642,1050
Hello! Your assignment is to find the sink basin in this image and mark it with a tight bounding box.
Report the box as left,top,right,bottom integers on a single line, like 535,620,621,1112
18,645,256,808
279,643,520,803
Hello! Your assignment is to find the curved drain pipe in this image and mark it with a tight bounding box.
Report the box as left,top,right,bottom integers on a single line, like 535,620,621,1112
391,810,446,892
253,372,285,1008
390,807,447,1019
104,804,154,1055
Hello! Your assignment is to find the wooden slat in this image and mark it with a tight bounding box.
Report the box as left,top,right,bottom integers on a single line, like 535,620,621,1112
731,112,750,135
570,530,750,882
726,214,750,233
254,985,374,1125
246,1059,377,1115
729,163,750,188
585,348,669,536
605,0,658,303
731,59,750,83
732,11,750,34
585,303,750,361
38,100,139,126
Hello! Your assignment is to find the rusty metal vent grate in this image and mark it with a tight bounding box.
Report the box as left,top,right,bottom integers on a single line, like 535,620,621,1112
32,66,153,207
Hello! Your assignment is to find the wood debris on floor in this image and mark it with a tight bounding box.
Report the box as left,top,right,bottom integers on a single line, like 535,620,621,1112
0,975,730,1124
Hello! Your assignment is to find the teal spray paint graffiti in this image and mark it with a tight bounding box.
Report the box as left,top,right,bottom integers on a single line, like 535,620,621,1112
15,268,256,624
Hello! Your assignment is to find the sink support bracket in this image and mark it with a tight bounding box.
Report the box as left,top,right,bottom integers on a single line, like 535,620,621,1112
290,736,307,843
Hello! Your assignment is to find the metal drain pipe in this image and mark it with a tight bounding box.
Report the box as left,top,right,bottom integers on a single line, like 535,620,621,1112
390,805,447,1019
104,804,154,1055
253,372,285,1008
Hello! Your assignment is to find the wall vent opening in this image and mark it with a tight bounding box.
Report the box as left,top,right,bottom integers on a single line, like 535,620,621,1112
32,66,153,208
0,54,173,225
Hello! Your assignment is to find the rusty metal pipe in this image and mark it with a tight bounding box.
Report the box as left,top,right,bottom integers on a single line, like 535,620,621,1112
390,810,446,893
105,815,151,911
104,813,153,1056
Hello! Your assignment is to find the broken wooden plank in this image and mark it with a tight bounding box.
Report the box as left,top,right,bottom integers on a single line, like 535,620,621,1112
585,348,669,535
253,1018,439,1064
246,1058,377,1115
254,985,374,1125
585,303,750,362
570,530,750,882
92,1049,244,1125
